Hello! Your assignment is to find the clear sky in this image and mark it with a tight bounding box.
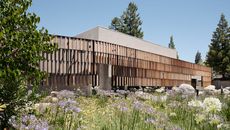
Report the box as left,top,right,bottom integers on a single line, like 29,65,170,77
29,0,230,63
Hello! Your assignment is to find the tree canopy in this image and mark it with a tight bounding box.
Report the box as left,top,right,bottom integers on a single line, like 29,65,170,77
206,14,230,78
109,2,144,38
168,36,175,49
0,0,56,127
195,51,202,64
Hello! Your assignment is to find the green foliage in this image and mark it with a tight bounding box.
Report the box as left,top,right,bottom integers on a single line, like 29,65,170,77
9,89,230,130
168,36,175,49
109,2,144,38
168,36,179,59
0,0,56,128
221,98,230,121
195,50,203,64
206,14,230,78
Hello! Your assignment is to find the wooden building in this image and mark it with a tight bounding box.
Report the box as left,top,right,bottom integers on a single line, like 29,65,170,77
40,27,211,91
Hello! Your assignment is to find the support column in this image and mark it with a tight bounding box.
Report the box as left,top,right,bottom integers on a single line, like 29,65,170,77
98,64,112,90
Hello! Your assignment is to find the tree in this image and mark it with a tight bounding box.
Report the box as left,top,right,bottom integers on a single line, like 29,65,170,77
0,0,56,128
110,17,123,32
206,14,230,78
195,51,202,64
109,2,144,38
168,35,179,59
168,36,175,49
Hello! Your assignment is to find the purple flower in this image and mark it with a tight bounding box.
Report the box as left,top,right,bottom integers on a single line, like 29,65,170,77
120,106,129,112
72,107,81,113
58,100,68,108
133,101,144,110
65,105,81,113
57,90,75,99
145,107,155,115
9,114,49,130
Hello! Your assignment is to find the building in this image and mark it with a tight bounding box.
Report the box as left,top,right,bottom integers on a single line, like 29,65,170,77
40,26,211,92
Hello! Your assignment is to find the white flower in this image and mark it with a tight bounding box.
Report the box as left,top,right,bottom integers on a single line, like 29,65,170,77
217,123,223,129
135,91,152,100
155,87,165,93
203,97,222,113
209,115,221,125
169,112,177,117
188,99,203,108
151,95,167,102
195,114,206,124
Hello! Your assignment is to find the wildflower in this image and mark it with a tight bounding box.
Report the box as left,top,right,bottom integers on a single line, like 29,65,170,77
58,98,77,108
155,87,165,93
195,114,206,124
217,123,223,129
57,90,75,99
168,101,181,108
51,97,58,103
58,100,67,108
169,112,177,117
188,99,203,108
133,101,144,110
135,91,152,100
119,106,129,112
116,90,129,95
34,103,51,114
145,118,156,124
151,95,167,102
27,90,32,96
8,116,18,128
209,115,222,125
145,107,155,115
159,95,167,102
9,114,49,130
203,97,222,113
66,105,81,113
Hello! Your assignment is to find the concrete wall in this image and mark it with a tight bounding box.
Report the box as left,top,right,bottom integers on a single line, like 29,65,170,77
213,80,230,89
76,26,177,59
98,64,112,90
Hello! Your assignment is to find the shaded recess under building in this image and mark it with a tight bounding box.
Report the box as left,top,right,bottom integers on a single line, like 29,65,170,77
40,26,211,92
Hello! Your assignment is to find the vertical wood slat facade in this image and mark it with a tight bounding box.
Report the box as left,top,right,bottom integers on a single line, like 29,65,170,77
40,35,211,90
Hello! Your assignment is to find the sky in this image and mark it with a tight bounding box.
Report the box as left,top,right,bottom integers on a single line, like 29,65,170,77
29,0,230,63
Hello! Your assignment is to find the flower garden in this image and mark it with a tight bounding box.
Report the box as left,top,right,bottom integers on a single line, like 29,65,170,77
4,84,230,130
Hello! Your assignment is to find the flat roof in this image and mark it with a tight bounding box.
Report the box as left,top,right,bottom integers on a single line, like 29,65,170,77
75,26,178,59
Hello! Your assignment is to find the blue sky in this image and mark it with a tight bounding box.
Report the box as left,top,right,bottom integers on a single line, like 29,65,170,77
29,0,230,63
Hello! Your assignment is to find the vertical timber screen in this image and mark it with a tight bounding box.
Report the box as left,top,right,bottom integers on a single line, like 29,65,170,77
40,35,211,90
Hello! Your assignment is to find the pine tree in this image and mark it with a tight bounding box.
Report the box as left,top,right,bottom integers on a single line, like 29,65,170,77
195,51,202,64
168,36,175,49
206,14,230,78
168,36,179,59
110,17,123,32
109,2,144,38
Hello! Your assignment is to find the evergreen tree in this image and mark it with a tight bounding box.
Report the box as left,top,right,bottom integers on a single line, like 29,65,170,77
195,51,202,64
206,14,230,78
110,17,123,32
168,36,175,49
0,0,56,127
168,36,179,59
109,2,144,38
